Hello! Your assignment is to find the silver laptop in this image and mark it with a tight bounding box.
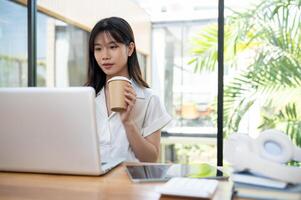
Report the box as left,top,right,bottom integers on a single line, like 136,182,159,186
0,87,123,175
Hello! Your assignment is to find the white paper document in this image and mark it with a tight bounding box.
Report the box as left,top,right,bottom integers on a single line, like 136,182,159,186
157,177,218,199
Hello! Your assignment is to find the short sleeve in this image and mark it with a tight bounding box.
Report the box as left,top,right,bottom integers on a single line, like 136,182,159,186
141,95,172,137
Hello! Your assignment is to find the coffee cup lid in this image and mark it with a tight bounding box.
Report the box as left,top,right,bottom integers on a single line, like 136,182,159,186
107,76,131,83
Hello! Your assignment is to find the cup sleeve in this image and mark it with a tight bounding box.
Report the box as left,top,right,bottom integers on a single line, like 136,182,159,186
141,95,172,137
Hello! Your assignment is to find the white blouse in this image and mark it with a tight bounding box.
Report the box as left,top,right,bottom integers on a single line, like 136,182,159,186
95,80,172,162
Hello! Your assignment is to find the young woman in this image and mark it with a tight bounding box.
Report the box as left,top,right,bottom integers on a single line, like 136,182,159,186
85,17,171,162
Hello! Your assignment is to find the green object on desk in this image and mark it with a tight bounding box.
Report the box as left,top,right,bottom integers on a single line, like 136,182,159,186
187,163,216,178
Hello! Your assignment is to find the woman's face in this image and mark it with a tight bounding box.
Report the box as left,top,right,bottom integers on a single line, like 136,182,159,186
94,32,134,80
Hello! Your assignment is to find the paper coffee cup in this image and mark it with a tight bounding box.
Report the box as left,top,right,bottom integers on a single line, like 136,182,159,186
107,76,131,112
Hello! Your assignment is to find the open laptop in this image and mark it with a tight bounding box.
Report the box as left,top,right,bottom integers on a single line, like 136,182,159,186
0,87,123,175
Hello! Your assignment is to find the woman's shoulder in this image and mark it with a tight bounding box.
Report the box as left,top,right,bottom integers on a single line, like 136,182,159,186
141,87,156,98
132,81,158,100
139,86,163,103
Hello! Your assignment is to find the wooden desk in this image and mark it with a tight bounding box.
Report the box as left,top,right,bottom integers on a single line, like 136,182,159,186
0,163,235,200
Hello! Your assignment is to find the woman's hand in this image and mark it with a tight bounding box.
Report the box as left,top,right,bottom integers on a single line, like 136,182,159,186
120,82,137,124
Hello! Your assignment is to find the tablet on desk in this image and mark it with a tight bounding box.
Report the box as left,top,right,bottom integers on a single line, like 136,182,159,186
125,163,228,183
126,164,172,182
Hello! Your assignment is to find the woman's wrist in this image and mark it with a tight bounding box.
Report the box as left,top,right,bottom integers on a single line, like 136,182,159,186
122,118,135,127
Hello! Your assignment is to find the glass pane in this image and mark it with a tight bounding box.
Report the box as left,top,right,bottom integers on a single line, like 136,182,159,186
152,21,217,135
0,1,27,87
223,0,301,163
151,1,218,164
36,12,49,86
137,52,147,79
37,14,89,87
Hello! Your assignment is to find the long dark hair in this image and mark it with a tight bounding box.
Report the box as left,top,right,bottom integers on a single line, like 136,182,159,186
85,17,149,94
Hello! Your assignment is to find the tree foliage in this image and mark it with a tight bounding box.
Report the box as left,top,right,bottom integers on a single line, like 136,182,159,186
189,0,301,147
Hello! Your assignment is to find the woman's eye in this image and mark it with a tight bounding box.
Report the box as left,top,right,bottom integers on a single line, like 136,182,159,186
110,45,118,49
94,47,101,51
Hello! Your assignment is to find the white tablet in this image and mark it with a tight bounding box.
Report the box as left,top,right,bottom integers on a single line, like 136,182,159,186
125,163,228,183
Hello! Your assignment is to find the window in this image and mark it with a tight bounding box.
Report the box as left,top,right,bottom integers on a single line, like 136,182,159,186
0,1,89,88
37,13,89,87
0,1,27,87
152,21,219,164
222,0,301,153
137,52,147,80
152,21,217,136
